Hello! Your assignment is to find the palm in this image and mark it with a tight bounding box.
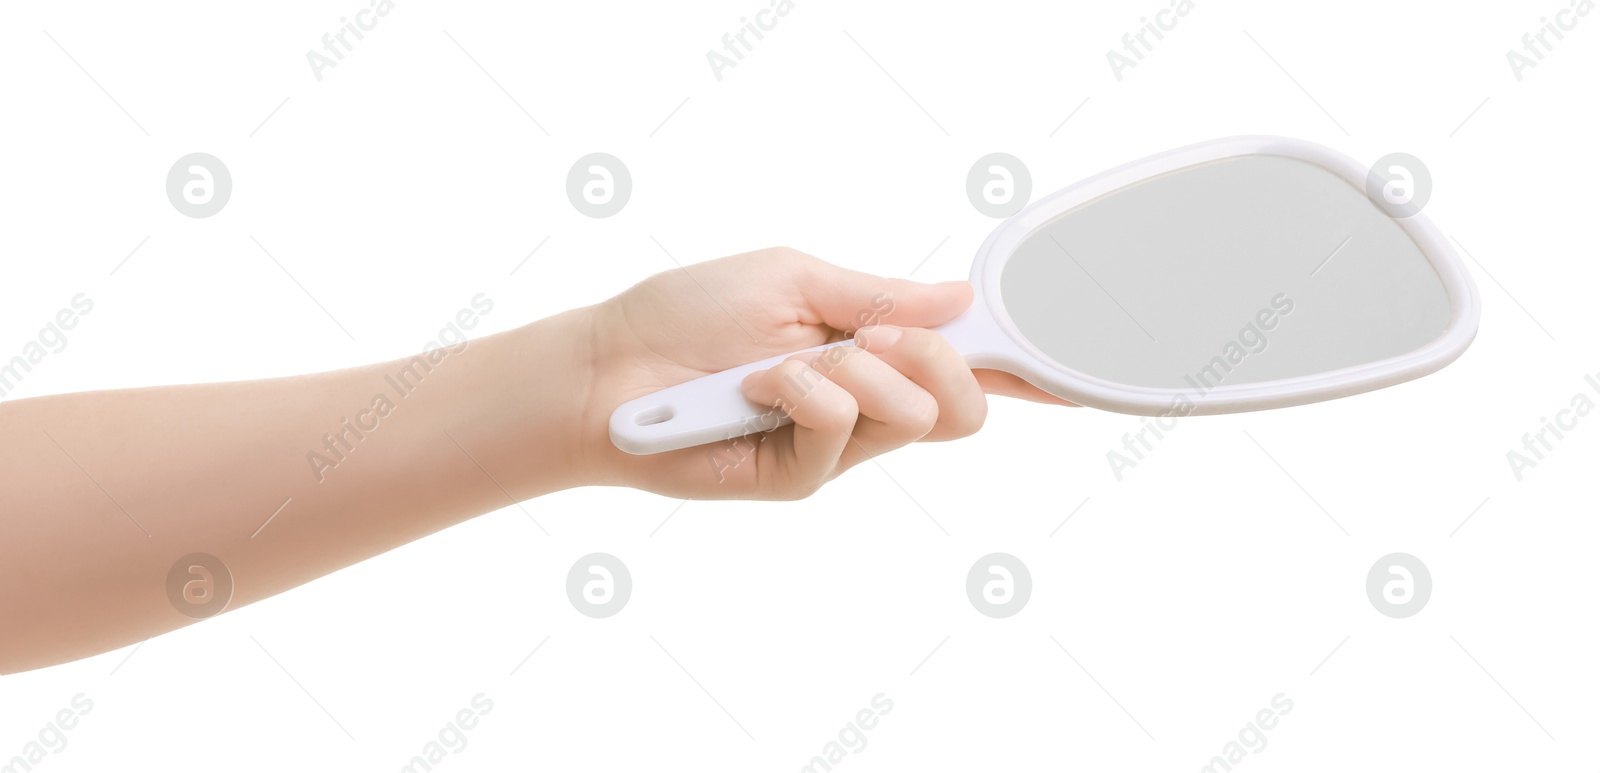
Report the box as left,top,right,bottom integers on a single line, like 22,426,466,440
593,254,847,497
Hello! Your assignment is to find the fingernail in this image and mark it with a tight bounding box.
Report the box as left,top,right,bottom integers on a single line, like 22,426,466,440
741,369,769,392
855,324,902,352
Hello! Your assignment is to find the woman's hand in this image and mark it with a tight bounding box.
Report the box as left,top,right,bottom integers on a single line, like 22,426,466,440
572,247,1069,500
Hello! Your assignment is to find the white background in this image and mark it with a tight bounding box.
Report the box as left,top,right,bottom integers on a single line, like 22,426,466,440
2,0,1597,770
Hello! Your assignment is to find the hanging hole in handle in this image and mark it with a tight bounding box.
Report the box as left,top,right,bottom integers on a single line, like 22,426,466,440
634,406,675,426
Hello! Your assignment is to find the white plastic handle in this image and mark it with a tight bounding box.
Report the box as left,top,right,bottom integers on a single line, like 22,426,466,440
608,299,1023,454
607,340,852,455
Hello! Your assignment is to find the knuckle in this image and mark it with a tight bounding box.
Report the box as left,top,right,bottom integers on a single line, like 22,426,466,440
772,358,811,378
800,476,829,499
768,485,805,502
813,392,860,435
943,397,988,438
899,328,949,361
907,396,941,438
765,245,818,268
816,344,869,378
773,473,829,502
769,359,814,394
778,360,859,436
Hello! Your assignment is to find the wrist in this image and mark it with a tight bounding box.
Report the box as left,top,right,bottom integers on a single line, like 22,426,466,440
428,305,607,498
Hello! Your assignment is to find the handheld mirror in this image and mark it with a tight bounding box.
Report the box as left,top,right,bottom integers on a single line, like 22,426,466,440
610,136,1480,455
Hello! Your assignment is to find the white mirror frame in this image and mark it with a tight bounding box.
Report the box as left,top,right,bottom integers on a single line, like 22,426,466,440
961,135,1481,416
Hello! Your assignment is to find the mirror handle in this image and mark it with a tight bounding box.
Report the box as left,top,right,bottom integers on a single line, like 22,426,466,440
607,340,852,455
607,295,1025,455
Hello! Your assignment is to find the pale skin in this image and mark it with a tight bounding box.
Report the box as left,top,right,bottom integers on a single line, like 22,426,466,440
0,248,1068,674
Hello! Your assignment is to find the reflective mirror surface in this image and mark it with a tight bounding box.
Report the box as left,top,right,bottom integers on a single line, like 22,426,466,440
1000,155,1453,390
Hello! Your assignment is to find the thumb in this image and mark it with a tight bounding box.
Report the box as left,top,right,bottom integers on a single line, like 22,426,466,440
790,258,973,333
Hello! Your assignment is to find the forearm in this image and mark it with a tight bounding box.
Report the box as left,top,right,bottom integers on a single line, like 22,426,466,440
0,308,597,673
